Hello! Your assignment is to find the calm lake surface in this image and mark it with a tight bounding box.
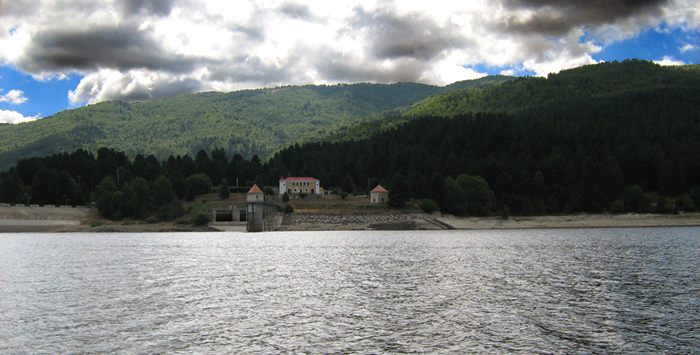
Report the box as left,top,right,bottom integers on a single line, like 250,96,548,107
1,228,699,354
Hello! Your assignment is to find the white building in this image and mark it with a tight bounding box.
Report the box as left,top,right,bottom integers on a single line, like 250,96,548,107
370,185,388,204
279,177,320,196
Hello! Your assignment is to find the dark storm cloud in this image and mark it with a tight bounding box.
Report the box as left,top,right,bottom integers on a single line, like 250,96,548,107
122,0,177,16
19,24,199,74
352,7,471,61
501,0,669,35
312,45,427,83
277,2,315,21
206,55,294,85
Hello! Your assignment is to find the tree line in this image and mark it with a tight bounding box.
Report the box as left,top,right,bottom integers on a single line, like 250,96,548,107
266,88,700,216
0,147,267,221
2,60,699,218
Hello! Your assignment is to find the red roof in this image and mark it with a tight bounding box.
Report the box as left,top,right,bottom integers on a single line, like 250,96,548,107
371,185,388,193
248,184,263,193
279,177,319,181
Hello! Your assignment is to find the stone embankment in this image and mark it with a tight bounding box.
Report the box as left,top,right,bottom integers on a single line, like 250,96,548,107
0,205,93,220
282,212,427,226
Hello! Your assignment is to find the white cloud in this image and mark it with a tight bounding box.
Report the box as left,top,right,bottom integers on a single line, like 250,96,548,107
0,0,696,104
680,43,697,53
0,109,40,124
0,89,28,104
655,56,686,66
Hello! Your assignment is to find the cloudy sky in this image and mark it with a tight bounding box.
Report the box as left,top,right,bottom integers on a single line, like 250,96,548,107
1,0,698,124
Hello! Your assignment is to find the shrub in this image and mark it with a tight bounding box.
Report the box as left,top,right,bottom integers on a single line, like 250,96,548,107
679,195,696,212
284,204,294,214
174,217,189,225
419,198,439,213
339,191,349,199
299,192,308,199
501,204,511,220
145,216,159,224
188,201,212,226
610,199,625,214
192,211,212,226
158,198,185,221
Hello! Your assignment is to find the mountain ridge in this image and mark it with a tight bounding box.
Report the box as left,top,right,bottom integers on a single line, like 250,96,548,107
0,77,512,171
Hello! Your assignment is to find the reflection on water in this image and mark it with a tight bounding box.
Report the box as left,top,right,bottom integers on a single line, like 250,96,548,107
1,228,699,354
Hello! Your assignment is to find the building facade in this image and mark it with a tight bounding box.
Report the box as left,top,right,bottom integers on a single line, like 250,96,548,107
370,185,388,204
279,177,320,196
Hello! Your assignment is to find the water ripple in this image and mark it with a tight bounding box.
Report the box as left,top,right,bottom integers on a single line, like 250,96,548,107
1,228,699,354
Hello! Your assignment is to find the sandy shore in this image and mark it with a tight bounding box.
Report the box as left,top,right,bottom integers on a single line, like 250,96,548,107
437,213,700,230
275,212,700,231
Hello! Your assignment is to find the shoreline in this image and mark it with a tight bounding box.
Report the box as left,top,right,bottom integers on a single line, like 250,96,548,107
2,211,700,233
276,212,700,232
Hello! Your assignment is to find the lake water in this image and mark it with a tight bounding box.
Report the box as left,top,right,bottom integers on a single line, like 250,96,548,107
1,228,699,354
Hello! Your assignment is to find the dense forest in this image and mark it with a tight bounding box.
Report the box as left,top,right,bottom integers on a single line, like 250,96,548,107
0,147,265,221
0,77,512,172
265,60,700,215
2,59,700,218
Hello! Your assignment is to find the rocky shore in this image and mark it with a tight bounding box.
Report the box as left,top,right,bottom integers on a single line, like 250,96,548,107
282,212,428,225
277,212,439,231
3,204,700,232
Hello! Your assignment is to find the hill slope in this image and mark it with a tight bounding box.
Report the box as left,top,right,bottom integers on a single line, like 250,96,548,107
0,78,512,171
266,60,700,215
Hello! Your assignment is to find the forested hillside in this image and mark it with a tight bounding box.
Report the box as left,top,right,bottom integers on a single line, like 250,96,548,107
267,60,700,215
0,78,511,171
2,60,700,218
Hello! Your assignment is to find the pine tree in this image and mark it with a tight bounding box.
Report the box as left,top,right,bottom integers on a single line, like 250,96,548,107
219,178,230,200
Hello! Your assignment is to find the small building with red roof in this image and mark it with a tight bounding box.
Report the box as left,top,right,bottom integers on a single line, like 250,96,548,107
247,184,264,202
370,185,388,204
279,177,321,196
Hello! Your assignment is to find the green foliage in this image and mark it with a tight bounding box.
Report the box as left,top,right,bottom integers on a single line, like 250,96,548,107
442,177,467,216
264,186,275,196
174,216,189,225
679,195,696,212
339,191,349,199
284,204,294,214
456,174,496,216
93,176,118,218
282,192,290,203
610,200,625,214
218,178,230,200
653,197,676,214
3,60,700,219
158,198,185,221
145,216,159,224
419,198,439,213
0,81,465,171
299,192,308,198
624,185,650,213
340,174,355,195
185,184,196,202
388,173,410,208
186,173,212,194
439,175,497,216
0,170,23,203
268,61,700,216
501,205,510,220
188,201,211,226
152,175,177,207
